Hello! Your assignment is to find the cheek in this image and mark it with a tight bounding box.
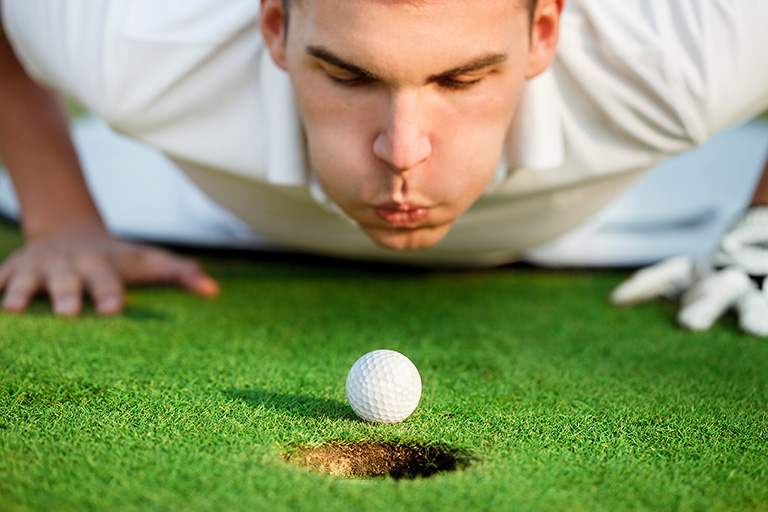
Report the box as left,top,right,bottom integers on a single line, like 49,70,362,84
455,83,520,150
292,76,378,189
431,87,520,187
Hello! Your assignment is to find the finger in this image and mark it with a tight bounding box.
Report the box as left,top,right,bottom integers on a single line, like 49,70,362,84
2,268,40,312
122,248,219,297
0,253,20,291
168,258,220,297
677,268,751,331
45,263,83,316
737,288,768,337
610,256,694,305
83,266,124,315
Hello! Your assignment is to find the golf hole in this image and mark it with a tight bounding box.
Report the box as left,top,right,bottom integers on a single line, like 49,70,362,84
286,441,472,479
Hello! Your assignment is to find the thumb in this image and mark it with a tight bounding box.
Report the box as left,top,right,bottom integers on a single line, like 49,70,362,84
187,274,220,297
174,262,220,297
120,246,220,297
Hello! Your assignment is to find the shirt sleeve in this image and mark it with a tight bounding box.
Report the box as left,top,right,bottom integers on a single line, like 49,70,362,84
1,0,112,116
666,0,768,139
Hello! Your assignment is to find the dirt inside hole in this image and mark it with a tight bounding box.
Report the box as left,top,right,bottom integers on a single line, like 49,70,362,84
286,441,472,479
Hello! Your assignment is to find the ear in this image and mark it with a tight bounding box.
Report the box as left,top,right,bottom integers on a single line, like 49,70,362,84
525,0,564,79
260,0,288,70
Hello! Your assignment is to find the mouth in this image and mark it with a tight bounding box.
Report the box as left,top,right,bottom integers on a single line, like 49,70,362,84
373,203,431,227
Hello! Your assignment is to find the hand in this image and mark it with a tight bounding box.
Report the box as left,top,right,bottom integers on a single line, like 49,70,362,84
610,207,768,337
0,233,219,316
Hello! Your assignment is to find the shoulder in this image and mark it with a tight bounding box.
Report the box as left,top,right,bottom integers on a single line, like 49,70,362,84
103,1,262,127
2,0,264,122
559,0,768,143
117,1,260,45
1,0,115,112
3,0,282,175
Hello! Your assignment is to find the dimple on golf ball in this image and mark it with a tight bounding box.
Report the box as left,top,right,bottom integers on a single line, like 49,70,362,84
345,349,422,424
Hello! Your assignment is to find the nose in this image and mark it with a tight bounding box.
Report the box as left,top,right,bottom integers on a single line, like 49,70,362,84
373,90,432,173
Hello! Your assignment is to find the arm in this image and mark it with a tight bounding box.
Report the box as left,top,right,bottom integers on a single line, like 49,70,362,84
0,12,219,315
749,151,768,207
0,13,106,241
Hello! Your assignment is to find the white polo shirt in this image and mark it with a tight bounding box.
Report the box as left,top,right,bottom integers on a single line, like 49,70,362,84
3,0,768,265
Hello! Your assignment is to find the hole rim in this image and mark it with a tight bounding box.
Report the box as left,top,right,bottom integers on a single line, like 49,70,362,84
285,439,474,480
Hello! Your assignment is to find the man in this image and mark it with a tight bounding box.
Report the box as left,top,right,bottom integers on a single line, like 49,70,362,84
0,0,767,333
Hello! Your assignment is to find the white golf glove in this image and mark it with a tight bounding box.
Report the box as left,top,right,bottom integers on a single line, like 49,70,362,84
610,206,768,337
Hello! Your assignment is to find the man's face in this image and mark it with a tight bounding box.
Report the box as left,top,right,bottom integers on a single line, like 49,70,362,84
262,0,559,250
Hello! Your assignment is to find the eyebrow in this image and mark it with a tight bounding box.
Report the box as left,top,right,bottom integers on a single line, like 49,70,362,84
306,45,507,84
429,53,508,81
307,45,385,81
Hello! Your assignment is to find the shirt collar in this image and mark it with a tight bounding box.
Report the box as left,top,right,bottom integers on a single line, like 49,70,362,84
262,57,308,186
504,68,565,172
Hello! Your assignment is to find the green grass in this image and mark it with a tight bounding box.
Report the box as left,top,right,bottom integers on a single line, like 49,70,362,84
1,219,767,512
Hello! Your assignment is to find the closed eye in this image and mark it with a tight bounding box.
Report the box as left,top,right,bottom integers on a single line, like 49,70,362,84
329,73,483,90
328,73,374,87
320,60,377,87
435,76,486,90
309,45,504,91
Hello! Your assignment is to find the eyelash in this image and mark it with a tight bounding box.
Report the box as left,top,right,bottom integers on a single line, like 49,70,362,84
437,77,485,90
328,74,484,90
328,75,371,87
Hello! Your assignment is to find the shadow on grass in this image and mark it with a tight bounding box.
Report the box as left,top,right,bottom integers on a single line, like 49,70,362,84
2,298,170,322
121,306,170,322
223,389,357,421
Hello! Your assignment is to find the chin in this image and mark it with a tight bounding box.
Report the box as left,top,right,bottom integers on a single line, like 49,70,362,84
363,224,453,251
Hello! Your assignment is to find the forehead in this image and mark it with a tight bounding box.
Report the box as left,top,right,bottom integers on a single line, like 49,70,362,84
286,0,530,84
289,0,528,11
288,0,528,28
289,0,528,50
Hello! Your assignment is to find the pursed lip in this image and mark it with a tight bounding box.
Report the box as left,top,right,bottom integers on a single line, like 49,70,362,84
373,203,431,227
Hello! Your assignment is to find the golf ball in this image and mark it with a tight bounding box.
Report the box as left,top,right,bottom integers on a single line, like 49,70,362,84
345,349,422,424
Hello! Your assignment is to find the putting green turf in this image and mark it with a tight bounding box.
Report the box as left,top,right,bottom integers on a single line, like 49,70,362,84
1,219,767,512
